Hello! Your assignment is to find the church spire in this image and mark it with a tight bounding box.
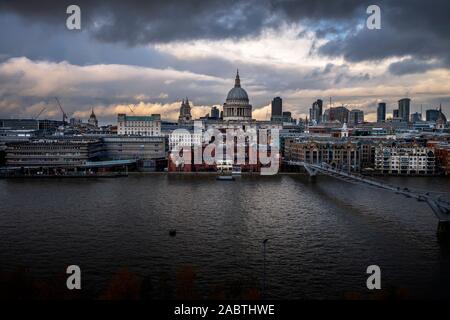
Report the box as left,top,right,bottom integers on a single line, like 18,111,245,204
234,69,241,88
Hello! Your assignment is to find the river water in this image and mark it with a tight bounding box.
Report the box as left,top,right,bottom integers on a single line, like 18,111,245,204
0,174,449,299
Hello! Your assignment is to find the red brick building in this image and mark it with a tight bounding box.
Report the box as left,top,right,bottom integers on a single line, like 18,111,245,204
432,143,450,175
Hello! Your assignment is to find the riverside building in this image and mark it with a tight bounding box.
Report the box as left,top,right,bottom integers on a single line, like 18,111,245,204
374,143,435,175
5,137,103,168
117,114,162,136
284,138,361,172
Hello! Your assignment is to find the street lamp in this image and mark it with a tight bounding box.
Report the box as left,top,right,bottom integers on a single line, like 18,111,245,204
262,238,268,299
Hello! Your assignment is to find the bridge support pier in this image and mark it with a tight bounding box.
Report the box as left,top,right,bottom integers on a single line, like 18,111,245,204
437,221,450,240
303,165,318,177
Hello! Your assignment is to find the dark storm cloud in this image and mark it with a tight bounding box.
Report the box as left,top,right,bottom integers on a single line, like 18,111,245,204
2,0,449,67
318,0,450,71
270,0,364,20
388,59,442,76
0,0,368,45
0,14,173,68
2,0,448,73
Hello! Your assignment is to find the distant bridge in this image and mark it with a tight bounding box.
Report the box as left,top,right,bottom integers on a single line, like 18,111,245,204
285,160,450,236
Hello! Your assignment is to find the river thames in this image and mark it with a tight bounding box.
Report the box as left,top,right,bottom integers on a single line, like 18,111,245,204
0,174,449,299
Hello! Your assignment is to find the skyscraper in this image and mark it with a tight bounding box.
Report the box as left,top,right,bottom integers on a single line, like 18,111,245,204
377,102,386,122
271,97,282,121
309,99,323,124
410,112,422,122
282,111,293,122
210,106,220,119
349,109,364,125
329,106,349,124
398,98,411,122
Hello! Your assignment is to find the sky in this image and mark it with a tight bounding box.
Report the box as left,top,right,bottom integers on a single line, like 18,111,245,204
0,0,449,124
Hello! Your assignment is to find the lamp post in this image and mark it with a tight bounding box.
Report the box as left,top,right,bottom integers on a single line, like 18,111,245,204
262,238,268,299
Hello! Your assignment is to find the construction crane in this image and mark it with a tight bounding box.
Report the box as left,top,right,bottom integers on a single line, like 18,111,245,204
34,107,46,120
54,97,68,125
33,107,46,131
128,104,136,114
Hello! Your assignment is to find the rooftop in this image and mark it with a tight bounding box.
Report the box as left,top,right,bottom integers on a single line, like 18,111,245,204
118,114,161,121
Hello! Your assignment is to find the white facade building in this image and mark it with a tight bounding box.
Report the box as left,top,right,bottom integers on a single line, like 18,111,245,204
169,129,203,151
117,114,161,136
375,145,435,175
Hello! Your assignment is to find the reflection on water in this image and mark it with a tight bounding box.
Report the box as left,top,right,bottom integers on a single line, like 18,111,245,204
0,174,449,299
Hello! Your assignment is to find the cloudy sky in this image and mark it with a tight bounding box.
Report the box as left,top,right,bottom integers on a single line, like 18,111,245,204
0,0,449,124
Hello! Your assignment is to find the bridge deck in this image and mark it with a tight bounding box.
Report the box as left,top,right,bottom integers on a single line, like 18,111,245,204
285,160,450,221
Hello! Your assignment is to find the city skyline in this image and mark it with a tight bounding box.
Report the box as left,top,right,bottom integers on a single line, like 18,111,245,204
1,1,450,306
0,65,447,126
1,0,450,124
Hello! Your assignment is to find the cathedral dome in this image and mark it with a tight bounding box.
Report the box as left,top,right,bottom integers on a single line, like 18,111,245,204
227,87,249,101
222,70,252,121
226,70,249,102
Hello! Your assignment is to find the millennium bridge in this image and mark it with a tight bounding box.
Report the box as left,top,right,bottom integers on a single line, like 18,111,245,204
285,160,450,237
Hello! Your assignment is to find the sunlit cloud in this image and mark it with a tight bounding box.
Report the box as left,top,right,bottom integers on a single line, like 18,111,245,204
155,25,338,69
